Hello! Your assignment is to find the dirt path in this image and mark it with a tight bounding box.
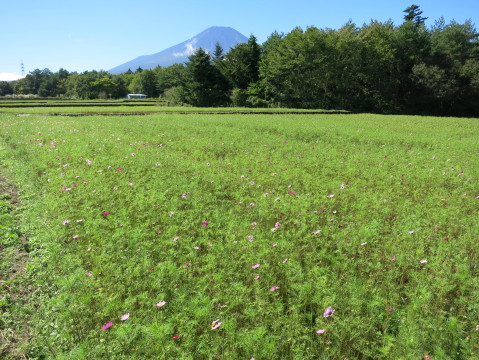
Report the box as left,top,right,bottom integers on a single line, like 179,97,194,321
0,171,32,359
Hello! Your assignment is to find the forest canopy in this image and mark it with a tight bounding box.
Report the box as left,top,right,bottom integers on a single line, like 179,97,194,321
2,5,478,116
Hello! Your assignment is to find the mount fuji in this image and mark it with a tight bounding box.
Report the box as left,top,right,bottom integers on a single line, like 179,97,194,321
109,26,248,74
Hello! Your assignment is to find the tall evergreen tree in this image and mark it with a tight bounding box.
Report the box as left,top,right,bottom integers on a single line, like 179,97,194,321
183,48,229,106
403,4,428,25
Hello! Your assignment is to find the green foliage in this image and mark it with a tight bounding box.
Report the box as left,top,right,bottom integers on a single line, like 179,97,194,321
0,111,478,359
403,4,428,24
182,48,229,106
0,81,13,96
3,7,479,116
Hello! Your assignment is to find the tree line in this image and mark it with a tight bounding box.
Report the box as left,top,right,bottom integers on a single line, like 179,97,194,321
1,5,478,116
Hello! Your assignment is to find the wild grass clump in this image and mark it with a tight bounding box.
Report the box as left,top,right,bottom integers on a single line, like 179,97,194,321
0,113,478,359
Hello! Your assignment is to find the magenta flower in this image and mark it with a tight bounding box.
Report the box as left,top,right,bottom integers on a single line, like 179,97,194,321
202,221,209,228
323,306,335,318
101,321,113,330
270,286,280,292
390,257,396,261
102,211,110,216
185,261,191,266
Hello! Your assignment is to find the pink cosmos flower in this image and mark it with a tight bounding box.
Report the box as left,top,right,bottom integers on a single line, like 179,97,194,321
86,159,92,165
313,230,321,235
62,220,70,225
120,313,130,321
173,237,179,242
323,306,335,318
275,222,281,228
156,301,166,307
254,275,260,280
270,286,280,292
73,235,79,239
420,259,428,264
202,221,209,228
252,264,260,269
390,257,396,261
247,235,254,242
169,211,174,216
316,329,325,334
211,319,222,330
171,335,180,340
185,261,191,266
102,211,110,216
327,194,334,198
85,272,92,276
101,322,113,330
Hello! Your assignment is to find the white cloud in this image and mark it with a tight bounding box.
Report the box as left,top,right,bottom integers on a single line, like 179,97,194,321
0,72,25,81
173,39,197,58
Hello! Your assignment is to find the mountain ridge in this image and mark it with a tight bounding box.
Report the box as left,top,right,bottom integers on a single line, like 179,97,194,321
109,26,248,74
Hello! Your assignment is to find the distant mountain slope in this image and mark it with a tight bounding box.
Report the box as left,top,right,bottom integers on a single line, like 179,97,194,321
109,26,248,74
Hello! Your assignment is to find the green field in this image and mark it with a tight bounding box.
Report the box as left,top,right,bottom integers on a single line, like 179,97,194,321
1,110,478,359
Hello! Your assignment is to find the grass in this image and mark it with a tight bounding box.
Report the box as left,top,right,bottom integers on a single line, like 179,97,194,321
0,99,344,115
0,111,478,359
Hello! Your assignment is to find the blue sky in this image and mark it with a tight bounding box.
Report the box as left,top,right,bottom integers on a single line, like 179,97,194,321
1,0,478,80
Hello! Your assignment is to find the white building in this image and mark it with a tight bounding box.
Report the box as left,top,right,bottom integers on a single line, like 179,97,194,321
126,94,148,99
